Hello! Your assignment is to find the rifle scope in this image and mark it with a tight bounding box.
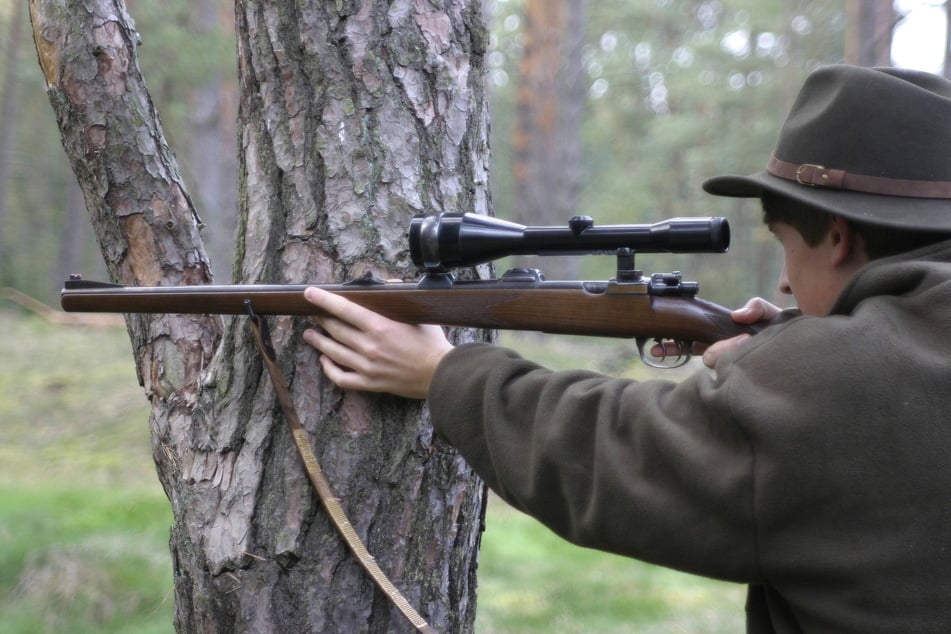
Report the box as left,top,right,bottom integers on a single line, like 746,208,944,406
409,213,730,270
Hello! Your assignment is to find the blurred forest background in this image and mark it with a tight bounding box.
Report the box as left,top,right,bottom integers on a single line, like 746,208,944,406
2,0,948,308
2,0,951,631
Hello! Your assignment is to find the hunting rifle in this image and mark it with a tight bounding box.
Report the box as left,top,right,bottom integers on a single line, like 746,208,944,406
61,212,795,368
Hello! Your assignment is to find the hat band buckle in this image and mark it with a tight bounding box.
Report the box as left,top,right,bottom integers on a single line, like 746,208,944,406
795,163,831,187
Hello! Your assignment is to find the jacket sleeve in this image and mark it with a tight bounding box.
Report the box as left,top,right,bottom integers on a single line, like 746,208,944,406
428,342,761,582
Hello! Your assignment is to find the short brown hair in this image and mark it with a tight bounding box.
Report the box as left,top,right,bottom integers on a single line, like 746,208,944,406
760,192,951,259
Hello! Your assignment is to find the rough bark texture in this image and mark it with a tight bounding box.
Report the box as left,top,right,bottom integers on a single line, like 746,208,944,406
30,0,490,631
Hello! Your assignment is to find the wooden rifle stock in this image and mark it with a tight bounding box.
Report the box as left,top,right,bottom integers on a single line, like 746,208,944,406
62,271,798,365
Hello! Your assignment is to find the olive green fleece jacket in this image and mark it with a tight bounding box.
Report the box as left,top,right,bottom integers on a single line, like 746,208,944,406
429,240,951,633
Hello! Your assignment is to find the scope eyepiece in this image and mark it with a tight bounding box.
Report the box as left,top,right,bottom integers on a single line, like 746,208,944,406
409,213,730,271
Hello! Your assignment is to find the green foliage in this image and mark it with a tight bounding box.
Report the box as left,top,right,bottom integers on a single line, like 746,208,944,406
125,0,235,151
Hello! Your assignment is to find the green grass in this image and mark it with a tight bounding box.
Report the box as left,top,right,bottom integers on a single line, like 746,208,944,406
0,487,174,634
475,496,744,633
0,308,744,632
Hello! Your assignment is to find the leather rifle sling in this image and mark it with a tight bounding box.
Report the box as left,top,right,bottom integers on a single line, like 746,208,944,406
246,302,438,634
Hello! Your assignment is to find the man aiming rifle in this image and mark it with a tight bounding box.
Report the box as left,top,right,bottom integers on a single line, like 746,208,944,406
302,65,951,632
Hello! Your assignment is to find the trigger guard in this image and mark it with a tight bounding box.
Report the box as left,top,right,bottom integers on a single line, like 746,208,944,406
636,337,692,369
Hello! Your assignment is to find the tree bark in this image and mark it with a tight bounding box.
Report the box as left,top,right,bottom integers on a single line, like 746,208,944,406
29,0,490,631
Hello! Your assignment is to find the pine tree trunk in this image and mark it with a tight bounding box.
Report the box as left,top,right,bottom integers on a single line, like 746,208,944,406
29,0,490,631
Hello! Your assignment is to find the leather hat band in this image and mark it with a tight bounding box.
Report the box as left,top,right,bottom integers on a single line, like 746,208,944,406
767,155,951,199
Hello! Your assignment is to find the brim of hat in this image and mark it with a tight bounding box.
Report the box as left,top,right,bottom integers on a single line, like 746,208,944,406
703,171,951,233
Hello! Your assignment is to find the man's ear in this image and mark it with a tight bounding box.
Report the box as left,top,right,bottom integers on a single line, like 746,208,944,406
828,216,867,268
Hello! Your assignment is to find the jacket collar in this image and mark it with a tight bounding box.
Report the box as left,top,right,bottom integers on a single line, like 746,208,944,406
830,238,951,316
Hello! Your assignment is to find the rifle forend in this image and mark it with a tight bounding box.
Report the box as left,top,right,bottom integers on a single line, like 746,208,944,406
408,213,729,271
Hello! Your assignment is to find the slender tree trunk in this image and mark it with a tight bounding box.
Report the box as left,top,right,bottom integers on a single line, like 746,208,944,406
30,0,490,631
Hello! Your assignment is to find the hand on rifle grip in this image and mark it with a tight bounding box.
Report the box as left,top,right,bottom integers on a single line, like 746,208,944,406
700,297,787,368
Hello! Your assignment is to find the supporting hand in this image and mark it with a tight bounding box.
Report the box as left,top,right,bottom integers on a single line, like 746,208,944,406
302,288,454,399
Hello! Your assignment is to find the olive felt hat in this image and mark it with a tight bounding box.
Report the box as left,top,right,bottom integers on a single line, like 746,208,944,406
703,64,951,231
